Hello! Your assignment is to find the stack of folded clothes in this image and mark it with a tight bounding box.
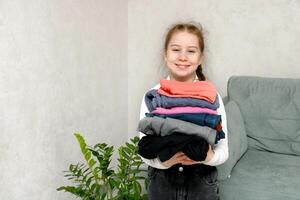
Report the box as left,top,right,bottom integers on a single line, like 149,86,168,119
138,79,225,163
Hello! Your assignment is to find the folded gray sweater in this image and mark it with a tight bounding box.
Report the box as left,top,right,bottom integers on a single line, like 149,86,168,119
138,117,216,145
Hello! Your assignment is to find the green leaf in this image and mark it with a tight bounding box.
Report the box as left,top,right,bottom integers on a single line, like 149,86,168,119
107,169,114,176
126,143,136,151
128,169,142,174
86,176,93,187
123,152,131,160
100,193,106,200
109,178,120,188
123,147,132,155
74,133,87,154
85,151,91,161
56,186,86,197
118,158,129,166
130,136,139,143
133,181,142,194
89,148,100,157
88,159,96,168
131,161,143,166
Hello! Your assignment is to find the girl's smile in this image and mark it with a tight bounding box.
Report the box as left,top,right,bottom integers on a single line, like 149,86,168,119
175,63,191,69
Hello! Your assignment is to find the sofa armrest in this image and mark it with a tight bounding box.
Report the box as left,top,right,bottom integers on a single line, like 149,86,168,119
222,96,229,105
217,100,248,180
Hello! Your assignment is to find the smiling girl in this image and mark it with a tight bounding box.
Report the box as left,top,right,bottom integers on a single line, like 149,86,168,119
138,23,228,200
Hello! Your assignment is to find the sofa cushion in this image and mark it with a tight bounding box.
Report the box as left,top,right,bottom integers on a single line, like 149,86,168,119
217,100,248,180
219,149,300,200
227,76,300,155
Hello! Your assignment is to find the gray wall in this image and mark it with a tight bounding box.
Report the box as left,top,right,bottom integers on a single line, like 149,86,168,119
128,0,300,136
0,0,127,199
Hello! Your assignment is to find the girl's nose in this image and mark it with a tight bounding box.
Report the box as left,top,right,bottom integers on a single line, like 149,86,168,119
179,53,188,61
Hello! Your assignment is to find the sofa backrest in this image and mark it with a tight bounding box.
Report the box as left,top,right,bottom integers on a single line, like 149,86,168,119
227,76,300,155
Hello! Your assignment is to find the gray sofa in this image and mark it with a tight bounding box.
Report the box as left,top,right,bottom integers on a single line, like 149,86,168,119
217,76,300,200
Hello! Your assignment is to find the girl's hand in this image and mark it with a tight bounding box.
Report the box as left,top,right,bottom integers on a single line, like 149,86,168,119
178,145,215,165
201,145,214,164
192,145,215,165
180,157,200,165
160,145,215,167
160,152,189,168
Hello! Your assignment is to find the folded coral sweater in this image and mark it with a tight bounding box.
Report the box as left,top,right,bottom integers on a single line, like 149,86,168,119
158,79,217,103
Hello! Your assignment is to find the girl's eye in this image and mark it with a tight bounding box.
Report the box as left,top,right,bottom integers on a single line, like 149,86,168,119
172,49,180,52
188,50,196,53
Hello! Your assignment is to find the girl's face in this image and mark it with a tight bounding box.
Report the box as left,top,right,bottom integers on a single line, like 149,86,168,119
164,31,203,82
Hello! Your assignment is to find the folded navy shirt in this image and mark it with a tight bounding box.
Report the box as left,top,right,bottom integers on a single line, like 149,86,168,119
144,89,220,112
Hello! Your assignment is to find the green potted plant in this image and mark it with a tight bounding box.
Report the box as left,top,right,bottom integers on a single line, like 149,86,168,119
57,133,148,200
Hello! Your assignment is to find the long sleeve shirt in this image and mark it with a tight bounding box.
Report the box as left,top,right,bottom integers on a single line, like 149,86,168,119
138,82,229,169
